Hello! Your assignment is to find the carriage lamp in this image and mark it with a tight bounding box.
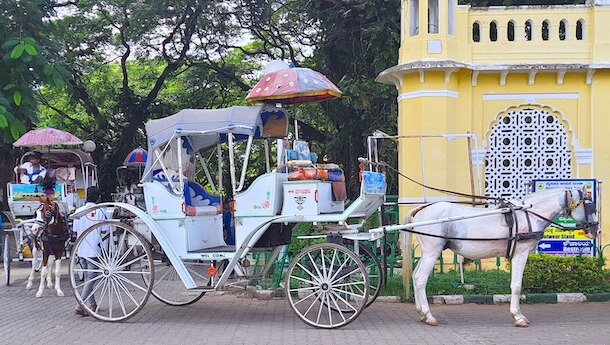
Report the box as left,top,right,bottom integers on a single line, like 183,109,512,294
83,140,96,152
208,265,217,277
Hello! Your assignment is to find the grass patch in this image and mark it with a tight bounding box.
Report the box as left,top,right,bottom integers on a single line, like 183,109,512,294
380,267,610,297
381,269,512,297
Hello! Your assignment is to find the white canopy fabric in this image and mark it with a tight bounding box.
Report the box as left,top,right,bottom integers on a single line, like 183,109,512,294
143,105,288,181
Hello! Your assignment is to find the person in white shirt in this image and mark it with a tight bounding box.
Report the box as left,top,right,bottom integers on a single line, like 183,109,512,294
73,186,107,316
14,151,46,184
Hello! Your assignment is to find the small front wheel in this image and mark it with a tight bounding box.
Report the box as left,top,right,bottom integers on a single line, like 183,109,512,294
70,221,154,322
285,243,369,329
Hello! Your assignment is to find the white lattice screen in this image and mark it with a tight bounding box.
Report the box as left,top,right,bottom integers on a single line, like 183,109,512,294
485,108,572,199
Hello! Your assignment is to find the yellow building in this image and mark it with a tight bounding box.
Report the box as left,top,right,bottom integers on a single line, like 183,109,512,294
377,0,610,268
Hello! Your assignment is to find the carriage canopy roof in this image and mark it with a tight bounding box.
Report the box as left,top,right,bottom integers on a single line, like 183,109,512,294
145,105,288,152
143,105,289,175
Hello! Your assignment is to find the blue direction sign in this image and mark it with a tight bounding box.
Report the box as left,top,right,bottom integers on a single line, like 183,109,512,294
537,239,596,257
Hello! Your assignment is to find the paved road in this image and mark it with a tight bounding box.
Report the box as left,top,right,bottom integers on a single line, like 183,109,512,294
1,262,609,345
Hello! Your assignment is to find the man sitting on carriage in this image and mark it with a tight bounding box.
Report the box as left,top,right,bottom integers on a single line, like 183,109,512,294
14,151,47,184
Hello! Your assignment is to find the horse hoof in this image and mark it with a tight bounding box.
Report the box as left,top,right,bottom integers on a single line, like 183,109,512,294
26,284,33,290
35,292,43,298
57,291,65,297
425,317,438,326
514,319,529,327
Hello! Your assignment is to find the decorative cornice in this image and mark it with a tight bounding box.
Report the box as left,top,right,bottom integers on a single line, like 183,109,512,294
376,59,610,86
398,90,459,102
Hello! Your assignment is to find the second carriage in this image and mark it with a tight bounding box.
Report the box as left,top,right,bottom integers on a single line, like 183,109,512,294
4,148,98,285
70,105,387,328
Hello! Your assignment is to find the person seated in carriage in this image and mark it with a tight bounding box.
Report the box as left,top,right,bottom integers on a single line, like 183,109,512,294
14,151,47,184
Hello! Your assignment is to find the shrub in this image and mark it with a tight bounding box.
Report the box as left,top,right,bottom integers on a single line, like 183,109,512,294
381,255,610,297
517,254,606,293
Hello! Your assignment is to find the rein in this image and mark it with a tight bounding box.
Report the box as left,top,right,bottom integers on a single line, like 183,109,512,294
365,159,503,204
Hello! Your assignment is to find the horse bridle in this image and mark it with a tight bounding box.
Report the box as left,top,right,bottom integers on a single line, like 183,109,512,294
34,201,67,236
565,190,598,235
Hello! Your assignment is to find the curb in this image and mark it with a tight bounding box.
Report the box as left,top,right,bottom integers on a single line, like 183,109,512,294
428,292,610,305
249,290,610,304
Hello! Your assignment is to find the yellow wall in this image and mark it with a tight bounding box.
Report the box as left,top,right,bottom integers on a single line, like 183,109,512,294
381,1,610,269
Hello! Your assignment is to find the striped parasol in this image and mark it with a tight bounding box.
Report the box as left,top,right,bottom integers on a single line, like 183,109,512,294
123,147,148,166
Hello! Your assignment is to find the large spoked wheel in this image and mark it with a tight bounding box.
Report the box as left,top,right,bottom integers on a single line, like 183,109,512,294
146,254,209,306
3,230,10,286
2,212,16,286
70,221,154,322
285,243,369,329
346,242,383,308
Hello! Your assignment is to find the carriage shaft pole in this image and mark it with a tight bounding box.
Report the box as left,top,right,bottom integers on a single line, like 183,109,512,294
368,205,531,235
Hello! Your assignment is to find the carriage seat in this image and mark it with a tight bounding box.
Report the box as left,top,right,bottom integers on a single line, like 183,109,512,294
55,167,76,183
183,181,221,216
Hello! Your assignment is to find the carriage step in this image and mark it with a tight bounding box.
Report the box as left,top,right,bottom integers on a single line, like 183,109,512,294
190,286,216,291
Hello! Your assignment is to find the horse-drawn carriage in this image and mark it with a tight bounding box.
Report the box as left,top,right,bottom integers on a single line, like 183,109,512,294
3,146,98,286
66,104,600,329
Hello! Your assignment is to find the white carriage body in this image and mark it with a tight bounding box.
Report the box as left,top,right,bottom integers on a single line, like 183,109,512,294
135,105,386,257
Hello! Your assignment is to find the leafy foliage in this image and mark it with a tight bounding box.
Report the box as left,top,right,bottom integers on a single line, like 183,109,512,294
0,0,68,142
518,254,607,293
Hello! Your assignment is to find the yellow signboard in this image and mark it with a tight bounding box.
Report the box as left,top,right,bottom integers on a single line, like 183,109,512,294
543,227,590,240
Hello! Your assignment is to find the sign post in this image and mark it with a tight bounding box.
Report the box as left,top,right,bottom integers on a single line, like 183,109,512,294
532,179,597,257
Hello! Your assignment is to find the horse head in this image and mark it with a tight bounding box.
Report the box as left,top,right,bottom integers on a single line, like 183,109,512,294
35,197,67,237
565,187,600,239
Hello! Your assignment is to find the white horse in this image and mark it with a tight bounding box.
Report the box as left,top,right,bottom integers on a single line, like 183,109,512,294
406,187,600,327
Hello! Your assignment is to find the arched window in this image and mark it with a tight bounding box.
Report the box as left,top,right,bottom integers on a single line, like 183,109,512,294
409,0,419,36
507,21,515,41
473,22,480,42
525,20,532,41
428,0,439,34
448,0,455,35
576,19,584,40
542,20,550,41
490,21,497,42
559,20,567,41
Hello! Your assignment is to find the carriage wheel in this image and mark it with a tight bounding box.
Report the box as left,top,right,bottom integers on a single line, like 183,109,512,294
145,253,208,306
3,231,10,286
344,242,383,308
70,221,154,322
2,212,16,286
285,243,369,329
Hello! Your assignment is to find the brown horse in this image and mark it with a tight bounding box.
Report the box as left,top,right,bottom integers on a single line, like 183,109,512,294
26,195,69,298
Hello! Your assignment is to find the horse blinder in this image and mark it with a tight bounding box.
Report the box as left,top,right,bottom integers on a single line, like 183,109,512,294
574,192,599,235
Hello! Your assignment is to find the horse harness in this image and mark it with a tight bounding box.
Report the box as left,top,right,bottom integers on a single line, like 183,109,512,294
34,201,70,245
402,190,597,260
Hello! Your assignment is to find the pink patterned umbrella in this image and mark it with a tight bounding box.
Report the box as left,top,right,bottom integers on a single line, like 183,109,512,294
13,127,84,148
246,66,342,104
